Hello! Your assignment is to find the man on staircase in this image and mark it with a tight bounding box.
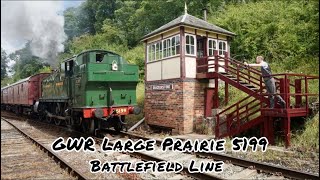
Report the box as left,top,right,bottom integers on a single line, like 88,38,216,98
244,56,286,108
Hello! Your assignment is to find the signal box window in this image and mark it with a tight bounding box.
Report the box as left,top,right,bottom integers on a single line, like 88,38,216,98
208,39,217,56
186,34,195,55
219,41,227,56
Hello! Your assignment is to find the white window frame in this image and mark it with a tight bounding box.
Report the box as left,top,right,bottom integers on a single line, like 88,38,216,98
185,34,196,56
207,38,218,56
163,38,171,58
146,34,180,63
170,35,180,56
218,40,227,56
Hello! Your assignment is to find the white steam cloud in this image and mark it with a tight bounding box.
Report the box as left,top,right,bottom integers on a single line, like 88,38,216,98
1,1,67,66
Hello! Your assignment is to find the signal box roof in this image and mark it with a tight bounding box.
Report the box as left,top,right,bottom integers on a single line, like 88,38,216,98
142,13,236,41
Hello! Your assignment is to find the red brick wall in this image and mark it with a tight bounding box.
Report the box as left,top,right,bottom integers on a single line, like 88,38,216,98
145,79,207,134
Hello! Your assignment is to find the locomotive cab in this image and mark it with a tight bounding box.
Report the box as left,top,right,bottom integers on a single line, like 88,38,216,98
40,49,140,134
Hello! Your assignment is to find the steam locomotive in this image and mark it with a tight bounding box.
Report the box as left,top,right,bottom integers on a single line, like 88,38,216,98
1,49,141,134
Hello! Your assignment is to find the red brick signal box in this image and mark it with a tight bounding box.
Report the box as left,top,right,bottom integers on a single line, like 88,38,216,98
142,10,235,134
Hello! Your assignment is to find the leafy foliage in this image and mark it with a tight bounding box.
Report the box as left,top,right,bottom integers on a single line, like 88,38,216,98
209,0,319,71
7,0,319,93
1,48,8,80
9,42,49,81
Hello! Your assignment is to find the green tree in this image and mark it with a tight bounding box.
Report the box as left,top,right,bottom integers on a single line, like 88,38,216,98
64,7,81,39
1,48,8,80
209,0,319,71
9,42,49,81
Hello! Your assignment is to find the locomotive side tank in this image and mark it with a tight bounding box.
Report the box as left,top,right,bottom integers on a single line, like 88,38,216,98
38,49,141,134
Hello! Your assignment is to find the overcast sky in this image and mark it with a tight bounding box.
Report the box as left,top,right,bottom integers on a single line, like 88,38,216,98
1,0,84,55
63,1,84,10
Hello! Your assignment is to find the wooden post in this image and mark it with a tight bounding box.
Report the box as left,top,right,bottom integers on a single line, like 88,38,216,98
268,117,274,145
305,76,308,114
286,77,290,108
263,117,269,141
214,80,219,108
205,88,215,117
260,124,264,137
294,79,302,108
214,50,218,73
236,103,240,131
224,52,229,105
279,78,285,109
213,50,219,108
284,116,291,148
225,82,229,106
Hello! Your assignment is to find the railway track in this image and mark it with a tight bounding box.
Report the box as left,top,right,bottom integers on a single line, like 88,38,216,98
1,118,88,180
113,131,319,180
1,112,319,180
1,114,192,179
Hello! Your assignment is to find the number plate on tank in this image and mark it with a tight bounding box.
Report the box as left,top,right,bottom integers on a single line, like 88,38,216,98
113,108,127,114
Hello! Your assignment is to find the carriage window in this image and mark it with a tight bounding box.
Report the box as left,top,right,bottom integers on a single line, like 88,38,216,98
96,53,105,62
218,41,227,56
208,39,217,56
21,84,23,91
186,34,195,55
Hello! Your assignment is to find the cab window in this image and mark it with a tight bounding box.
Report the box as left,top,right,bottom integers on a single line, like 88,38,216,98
96,53,105,62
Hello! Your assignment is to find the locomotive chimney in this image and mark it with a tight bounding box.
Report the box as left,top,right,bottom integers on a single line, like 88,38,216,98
203,8,207,21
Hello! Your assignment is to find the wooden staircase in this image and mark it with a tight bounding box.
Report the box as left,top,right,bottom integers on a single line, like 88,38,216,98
196,51,319,147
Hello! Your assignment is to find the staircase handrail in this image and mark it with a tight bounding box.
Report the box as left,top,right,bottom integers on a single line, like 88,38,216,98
216,97,260,127
224,99,260,121
216,91,260,116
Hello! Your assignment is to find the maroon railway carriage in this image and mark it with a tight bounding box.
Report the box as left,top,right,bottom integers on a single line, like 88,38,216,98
1,73,50,114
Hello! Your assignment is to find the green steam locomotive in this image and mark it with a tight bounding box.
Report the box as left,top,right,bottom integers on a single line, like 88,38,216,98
35,49,141,134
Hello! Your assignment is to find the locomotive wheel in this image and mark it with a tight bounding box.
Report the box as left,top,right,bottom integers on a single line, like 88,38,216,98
54,118,62,126
38,114,45,121
46,116,52,123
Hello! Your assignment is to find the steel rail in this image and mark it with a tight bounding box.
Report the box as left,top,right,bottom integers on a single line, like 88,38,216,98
1,117,90,180
96,135,224,180
120,131,319,180
1,114,223,180
2,112,318,180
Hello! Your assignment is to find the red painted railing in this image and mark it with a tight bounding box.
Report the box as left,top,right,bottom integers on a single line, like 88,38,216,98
196,51,319,140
